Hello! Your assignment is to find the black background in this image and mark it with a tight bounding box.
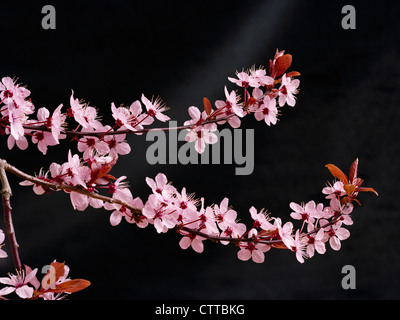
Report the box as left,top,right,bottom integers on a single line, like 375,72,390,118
0,0,399,300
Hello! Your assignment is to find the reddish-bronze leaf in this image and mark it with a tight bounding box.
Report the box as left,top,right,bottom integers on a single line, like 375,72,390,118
358,187,379,196
325,164,348,184
203,97,212,115
274,54,292,77
349,158,359,183
50,279,91,293
344,183,355,196
50,261,66,282
285,71,301,78
89,157,118,185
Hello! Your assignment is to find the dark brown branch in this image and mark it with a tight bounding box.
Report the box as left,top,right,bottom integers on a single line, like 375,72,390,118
0,159,22,271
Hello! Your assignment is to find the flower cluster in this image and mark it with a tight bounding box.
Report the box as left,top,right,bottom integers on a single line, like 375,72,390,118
0,261,90,300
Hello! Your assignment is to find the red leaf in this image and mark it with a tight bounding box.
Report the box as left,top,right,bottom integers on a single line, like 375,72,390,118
285,71,301,78
349,158,359,183
344,183,355,196
50,261,66,282
50,279,91,294
325,164,348,184
358,187,379,196
274,54,292,78
203,97,212,116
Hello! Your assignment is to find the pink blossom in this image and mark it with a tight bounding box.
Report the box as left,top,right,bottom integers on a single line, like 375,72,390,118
291,230,308,263
323,222,350,251
228,71,259,88
6,128,29,150
214,199,246,244
141,94,170,123
306,229,327,258
0,266,38,299
322,181,346,199
111,103,136,131
185,126,218,154
249,206,275,231
65,150,91,188
20,168,49,195
278,74,300,107
146,173,176,195
0,229,7,258
7,104,26,140
108,197,145,227
179,232,206,253
69,91,102,129
103,129,131,158
77,127,110,159
250,68,274,87
274,218,295,249
254,96,278,126
290,200,324,232
197,201,219,235
142,194,178,233
326,197,354,225
237,229,270,263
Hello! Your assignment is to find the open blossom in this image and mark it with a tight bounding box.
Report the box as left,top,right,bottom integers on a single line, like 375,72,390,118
77,127,110,159
291,230,308,263
290,200,325,232
141,94,170,124
228,71,260,88
322,181,346,199
19,168,49,195
237,229,270,263
250,68,274,87
0,266,38,299
103,129,131,157
278,73,300,107
321,221,350,251
0,229,7,258
306,229,327,258
69,91,102,130
214,198,246,244
254,96,278,126
179,232,206,253
185,125,218,154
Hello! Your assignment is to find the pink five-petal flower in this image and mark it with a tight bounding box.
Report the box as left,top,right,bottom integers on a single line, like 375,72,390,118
69,91,102,130
278,73,300,107
291,230,308,263
327,197,354,225
179,232,206,253
322,181,346,199
146,173,176,195
228,71,259,88
141,94,170,123
111,102,136,131
19,168,48,195
185,126,218,154
254,96,278,126
237,229,270,263
250,68,274,87
0,266,38,299
103,128,131,158
306,229,327,258
223,86,245,118
214,198,246,242
324,222,350,251
249,206,275,231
